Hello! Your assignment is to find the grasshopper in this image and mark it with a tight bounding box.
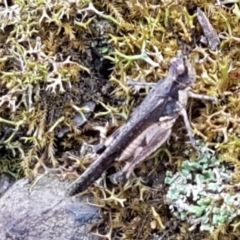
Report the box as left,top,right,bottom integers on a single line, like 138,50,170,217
65,52,217,197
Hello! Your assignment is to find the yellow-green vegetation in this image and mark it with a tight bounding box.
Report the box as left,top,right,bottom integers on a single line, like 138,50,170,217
1,0,240,239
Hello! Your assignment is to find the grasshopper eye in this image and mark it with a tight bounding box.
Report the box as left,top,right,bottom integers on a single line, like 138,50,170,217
171,54,188,77
178,65,188,77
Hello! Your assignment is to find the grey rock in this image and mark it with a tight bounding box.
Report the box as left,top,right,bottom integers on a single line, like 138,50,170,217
57,101,96,138
0,173,15,197
73,101,96,127
0,176,101,240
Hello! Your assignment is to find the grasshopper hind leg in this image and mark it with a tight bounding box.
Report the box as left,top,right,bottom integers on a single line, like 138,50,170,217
111,126,173,184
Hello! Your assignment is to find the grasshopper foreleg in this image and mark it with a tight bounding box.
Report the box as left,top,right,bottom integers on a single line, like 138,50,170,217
188,92,218,102
178,90,217,150
127,80,156,88
179,107,197,150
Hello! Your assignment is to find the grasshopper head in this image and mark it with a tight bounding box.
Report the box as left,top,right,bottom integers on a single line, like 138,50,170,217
170,51,187,76
169,51,196,90
183,59,196,85
175,58,196,89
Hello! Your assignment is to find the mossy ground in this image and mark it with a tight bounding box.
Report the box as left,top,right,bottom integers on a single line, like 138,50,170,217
0,0,240,239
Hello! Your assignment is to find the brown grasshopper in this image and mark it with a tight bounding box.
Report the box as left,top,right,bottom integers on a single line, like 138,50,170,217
65,52,217,197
